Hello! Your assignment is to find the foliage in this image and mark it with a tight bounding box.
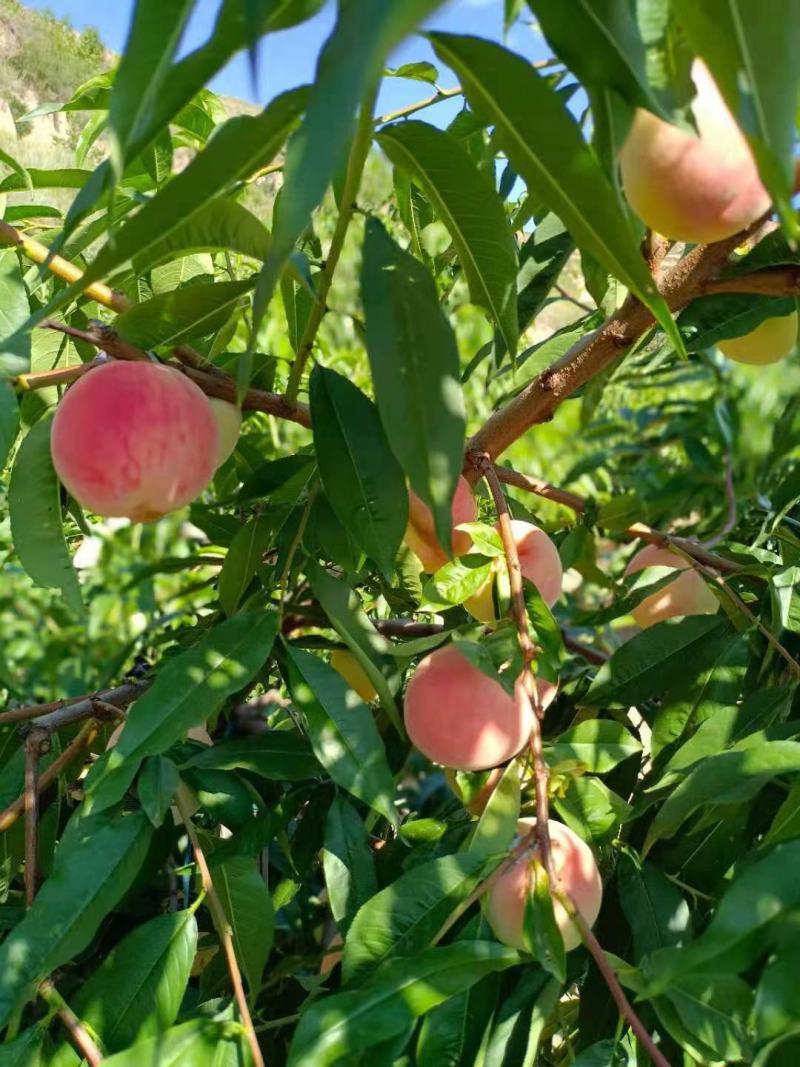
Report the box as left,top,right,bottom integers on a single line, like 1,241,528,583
0,1,798,1065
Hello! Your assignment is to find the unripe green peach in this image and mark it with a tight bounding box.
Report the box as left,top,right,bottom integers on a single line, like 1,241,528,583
51,361,217,522
404,475,478,573
625,544,718,629
466,519,562,623
404,645,555,771
620,60,770,243
718,311,798,366
330,649,377,704
485,818,602,952
208,397,242,466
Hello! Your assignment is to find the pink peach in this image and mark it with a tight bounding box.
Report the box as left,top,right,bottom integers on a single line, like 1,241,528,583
404,475,478,572
625,544,718,629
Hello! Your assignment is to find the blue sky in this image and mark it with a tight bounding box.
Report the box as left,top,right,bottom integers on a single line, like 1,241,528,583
23,0,550,122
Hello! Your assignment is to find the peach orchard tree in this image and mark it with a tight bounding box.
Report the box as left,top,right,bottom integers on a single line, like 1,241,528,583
0,0,800,1064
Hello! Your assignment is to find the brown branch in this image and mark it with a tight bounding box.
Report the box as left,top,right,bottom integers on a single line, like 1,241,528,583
38,979,103,1067
467,216,773,464
24,729,49,907
702,266,800,298
175,790,264,1067
0,681,144,729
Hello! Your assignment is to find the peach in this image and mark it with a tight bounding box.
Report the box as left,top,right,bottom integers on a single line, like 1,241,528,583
208,397,242,466
404,645,555,771
467,520,562,623
718,310,798,365
320,933,343,976
404,475,478,572
619,60,770,243
330,649,377,704
446,766,503,815
485,818,602,952
625,544,718,629
51,361,217,522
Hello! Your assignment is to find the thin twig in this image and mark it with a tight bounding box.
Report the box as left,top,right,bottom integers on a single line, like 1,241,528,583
555,284,594,315
702,452,737,548
38,980,103,1067
375,85,463,125
24,729,49,907
284,84,379,404
0,681,144,730
175,790,265,1067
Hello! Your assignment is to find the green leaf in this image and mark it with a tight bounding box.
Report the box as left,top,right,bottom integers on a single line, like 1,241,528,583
554,775,631,842
468,759,521,859
524,861,566,982
98,1019,242,1067
0,379,19,470
342,852,490,986
421,556,493,611
181,731,321,781
285,646,397,826
107,0,195,177
512,215,574,348
0,810,153,1027
361,219,466,554
377,122,518,355
9,417,83,616
115,279,253,349
67,910,198,1055
527,0,664,114
763,775,800,849
385,61,440,84
253,0,448,330
680,293,796,352
665,973,753,1063
86,611,280,812
546,720,641,773
755,933,800,1042
310,365,407,580
323,795,378,936
138,756,179,828
132,198,270,274
307,562,403,735
218,513,274,616
616,850,691,960
213,851,274,999
483,968,561,1067
0,249,31,376
674,0,800,239
644,740,800,852
584,616,729,707
0,1026,45,1066
0,168,93,193
429,33,682,354
288,941,520,1067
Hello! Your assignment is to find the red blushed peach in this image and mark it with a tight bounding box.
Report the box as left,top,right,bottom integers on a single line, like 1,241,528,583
467,520,563,623
486,819,602,952
625,544,718,629
446,766,504,815
718,311,798,366
330,649,377,704
404,475,478,572
208,398,242,467
51,361,217,522
404,645,555,771
620,60,770,244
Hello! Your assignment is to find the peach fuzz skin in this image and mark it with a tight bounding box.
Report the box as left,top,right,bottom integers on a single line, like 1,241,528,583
718,311,798,366
51,361,218,522
467,519,562,623
404,475,478,572
625,544,718,629
208,397,242,467
485,819,603,952
619,60,770,244
404,644,555,771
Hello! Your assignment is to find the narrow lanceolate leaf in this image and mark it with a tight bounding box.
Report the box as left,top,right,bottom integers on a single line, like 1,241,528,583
546,720,642,773
181,731,321,781
526,0,664,115
98,1019,242,1067
429,33,683,354
253,0,448,332
9,417,83,616
132,198,270,274
468,760,521,859
584,616,729,707
86,611,279,812
342,852,490,986
213,852,274,999
323,795,378,935
289,942,520,1067
138,756,180,828
0,380,19,470
115,279,253,349
483,968,561,1067
218,513,274,616
644,741,800,853
285,646,397,826
0,810,153,1027
361,219,467,554
107,0,196,177
674,0,800,239
0,1027,45,1066
65,910,198,1057
616,850,691,961
310,366,407,580
0,249,31,376
377,122,519,354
